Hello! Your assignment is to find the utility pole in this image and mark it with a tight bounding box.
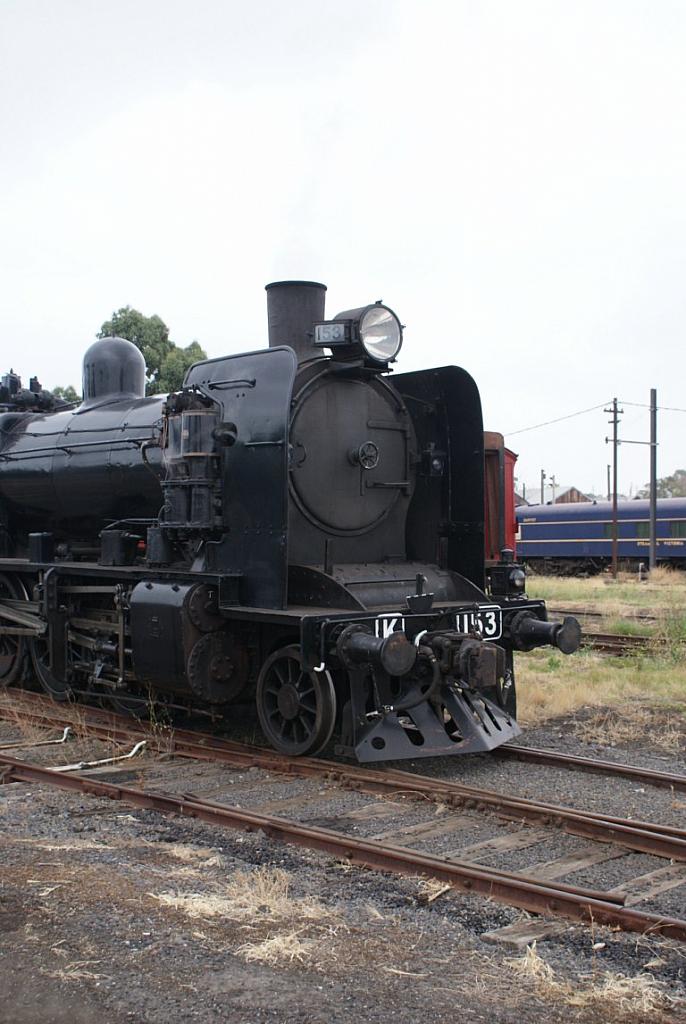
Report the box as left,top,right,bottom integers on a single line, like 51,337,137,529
609,391,658,573
550,474,557,504
540,469,546,506
650,388,658,571
606,464,611,502
604,398,623,579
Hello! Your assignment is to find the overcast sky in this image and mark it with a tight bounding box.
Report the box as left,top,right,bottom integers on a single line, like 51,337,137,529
1,0,684,497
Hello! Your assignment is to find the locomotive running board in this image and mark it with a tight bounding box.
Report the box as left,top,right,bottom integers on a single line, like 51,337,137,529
350,686,521,763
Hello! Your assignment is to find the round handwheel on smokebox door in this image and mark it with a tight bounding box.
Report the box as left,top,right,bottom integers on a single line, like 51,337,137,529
256,644,336,756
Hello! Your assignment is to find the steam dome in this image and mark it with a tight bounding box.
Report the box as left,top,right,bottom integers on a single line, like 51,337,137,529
82,337,146,404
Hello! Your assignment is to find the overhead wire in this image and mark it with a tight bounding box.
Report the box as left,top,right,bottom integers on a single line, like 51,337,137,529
506,401,611,436
621,401,686,413
507,398,686,437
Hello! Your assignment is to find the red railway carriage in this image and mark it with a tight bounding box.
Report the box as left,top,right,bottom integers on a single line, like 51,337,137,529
484,431,518,565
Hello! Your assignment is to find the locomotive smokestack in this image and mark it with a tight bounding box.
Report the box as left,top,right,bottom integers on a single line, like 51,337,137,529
265,280,327,363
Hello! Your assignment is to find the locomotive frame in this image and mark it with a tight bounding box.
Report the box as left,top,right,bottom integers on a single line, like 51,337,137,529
0,281,581,762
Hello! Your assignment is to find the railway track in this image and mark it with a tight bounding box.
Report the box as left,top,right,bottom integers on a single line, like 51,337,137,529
581,631,658,655
493,743,686,792
547,607,674,654
548,607,659,624
4,688,685,793
2,690,686,943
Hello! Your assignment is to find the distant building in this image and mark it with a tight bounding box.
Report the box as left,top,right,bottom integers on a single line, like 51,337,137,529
522,485,592,506
554,486,591,504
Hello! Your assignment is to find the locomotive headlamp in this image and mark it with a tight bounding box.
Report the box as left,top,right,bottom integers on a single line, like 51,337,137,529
508,568,526,592
313,301,403,364
357,305,403,362
489,560,528,599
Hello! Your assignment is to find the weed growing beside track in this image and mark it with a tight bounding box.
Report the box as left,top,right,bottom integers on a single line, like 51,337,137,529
518,570,686,739
526,566,686,613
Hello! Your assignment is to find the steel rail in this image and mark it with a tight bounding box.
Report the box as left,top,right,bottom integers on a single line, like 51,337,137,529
2,751,685,942
2,692,685,861
582,632,656,654
581,631,685,655
180,789,623,904
495,744,686,793
548,608,658,623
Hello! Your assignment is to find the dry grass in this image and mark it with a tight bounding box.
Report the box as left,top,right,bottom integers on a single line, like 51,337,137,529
42,960,111,983
160,843,226,869
236,932,316,965
143,694,177,755
514,574,686,730
516,641,686,730
152,867,333,924
0,701,56,745
12,837,112,851
417,879,453,903
527,567,686,613
150,866,344,967
0,691,124,760
506,943,680,1017
573,705,684,752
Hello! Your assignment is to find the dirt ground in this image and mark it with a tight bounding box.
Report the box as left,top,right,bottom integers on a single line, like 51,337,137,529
1,705,685,1024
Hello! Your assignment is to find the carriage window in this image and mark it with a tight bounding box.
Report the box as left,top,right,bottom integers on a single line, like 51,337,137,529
670,522,686,538
636,522,650,538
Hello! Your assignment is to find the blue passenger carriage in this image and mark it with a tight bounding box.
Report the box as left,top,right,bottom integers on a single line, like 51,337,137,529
516,498,686,573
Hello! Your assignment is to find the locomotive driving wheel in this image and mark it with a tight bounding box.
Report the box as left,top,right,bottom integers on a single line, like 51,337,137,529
0,574,28,688
256,645,336,756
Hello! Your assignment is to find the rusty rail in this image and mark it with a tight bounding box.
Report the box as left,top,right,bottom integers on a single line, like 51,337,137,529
2,750,686,942
582,631,657,655
1,692,685,862
548,607,659,624
495,743,686,793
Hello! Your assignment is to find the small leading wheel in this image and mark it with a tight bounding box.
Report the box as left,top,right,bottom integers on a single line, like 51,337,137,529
256,644,336,756
0,574,28,688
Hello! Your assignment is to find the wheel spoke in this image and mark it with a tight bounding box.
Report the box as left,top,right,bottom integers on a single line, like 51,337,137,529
293,718,306,744
273,665,287,688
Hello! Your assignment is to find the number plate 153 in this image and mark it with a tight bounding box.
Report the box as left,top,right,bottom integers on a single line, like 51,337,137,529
455,606,502,640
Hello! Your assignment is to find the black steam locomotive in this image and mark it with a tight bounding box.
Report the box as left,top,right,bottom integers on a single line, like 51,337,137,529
0,282,580,761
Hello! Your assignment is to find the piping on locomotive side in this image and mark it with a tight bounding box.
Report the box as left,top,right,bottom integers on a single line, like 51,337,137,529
0,282,580,761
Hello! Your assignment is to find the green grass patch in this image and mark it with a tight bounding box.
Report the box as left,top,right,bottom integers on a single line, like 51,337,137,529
516,646,686,727
661,611,686,642
525,566,686,614
604,619,655,637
